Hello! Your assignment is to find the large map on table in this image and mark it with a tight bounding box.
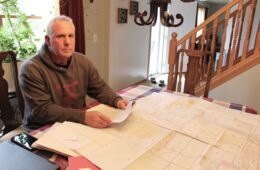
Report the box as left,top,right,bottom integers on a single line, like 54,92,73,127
34,92,260,170
131,92,260,169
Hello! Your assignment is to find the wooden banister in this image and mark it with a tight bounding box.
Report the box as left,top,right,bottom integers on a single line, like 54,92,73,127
217,9,230,74
255,21,260,53
229,0,243,67
178,0,242,45
242,0,257,59
167,33,178,91
167,0,259,97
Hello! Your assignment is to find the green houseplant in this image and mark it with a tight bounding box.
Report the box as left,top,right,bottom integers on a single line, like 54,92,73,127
0,0,38,61
0,0,39,95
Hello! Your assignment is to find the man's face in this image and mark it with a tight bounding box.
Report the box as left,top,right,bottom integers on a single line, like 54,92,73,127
45,20,75,60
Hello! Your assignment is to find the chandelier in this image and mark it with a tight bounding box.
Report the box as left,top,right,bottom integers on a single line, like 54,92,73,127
134,0,196,27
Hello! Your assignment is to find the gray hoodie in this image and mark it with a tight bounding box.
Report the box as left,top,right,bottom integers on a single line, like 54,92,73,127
19,45,121,131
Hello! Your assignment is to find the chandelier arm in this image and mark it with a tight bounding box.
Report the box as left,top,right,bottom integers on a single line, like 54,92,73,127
134,3,158,26
172,13,184,27
141,4,156,25
180,0,195,2
159,3,168,26
160,3,184,27
134,0,192,27
163,13,184,27
150,6,158,26
134,11,148,26
134,11,155,26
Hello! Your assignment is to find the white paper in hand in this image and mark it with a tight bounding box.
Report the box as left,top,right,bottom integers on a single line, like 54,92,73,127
112,100,135,123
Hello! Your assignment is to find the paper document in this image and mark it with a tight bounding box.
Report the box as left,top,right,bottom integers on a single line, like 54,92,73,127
34,119,170,170
32,122,85,157
112,100,135,123
88,100,135,124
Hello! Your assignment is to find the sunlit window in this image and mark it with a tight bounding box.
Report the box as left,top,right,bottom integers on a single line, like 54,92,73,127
196,6,207,36
0,0,59,49
17,0,59,48
149,9,169,76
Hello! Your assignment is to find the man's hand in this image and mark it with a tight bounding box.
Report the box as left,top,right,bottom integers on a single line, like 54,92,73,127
116,99,128,109
84,99,127,128
84,111,112,128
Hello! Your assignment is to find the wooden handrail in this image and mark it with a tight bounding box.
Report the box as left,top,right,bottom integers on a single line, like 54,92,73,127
195,0,251,43
167,0,260,96
178,0,241,45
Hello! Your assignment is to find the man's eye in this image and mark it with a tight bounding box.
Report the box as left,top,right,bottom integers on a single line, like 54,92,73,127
57,35,64,38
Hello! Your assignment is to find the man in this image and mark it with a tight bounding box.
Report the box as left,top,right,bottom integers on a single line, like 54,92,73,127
19,15,128,132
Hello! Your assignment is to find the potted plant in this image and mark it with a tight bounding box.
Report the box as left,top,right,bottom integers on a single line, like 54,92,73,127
0,0,38,91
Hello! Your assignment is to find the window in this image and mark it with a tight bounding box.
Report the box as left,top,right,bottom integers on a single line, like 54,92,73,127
149,9,169,77
0,0,59,49
196,5,207,36
17,0,59,48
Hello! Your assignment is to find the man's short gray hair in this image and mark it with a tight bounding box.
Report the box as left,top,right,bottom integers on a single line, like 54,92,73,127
46,15,75,35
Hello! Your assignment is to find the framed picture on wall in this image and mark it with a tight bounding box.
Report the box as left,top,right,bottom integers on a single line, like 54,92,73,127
118,8,128,23
129,1,138,15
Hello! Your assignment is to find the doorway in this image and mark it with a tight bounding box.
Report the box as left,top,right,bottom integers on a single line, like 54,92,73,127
148,12,169,86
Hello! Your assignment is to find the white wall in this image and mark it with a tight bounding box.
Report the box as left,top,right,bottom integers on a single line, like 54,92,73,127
84,0,150,91
108,0,150,91
167,0,197,40
209,64,260,113
84,0,109,82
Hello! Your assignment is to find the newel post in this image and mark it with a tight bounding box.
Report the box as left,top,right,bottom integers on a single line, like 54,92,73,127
167,32,177,91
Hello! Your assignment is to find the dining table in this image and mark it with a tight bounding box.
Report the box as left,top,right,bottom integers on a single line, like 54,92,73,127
30,84,259,170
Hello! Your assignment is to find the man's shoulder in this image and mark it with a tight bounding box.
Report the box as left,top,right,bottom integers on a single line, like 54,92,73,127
22,54,40,65
73,52,88,59
72,52,91,63
20,54,41,73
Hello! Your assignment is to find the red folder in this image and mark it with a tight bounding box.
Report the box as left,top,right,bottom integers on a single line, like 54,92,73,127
68,156,100,170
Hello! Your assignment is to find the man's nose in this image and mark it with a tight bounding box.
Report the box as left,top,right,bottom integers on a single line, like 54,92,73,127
64,37,70,45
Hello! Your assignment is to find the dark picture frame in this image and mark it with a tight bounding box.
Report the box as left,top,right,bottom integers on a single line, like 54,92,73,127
129,1,139,15
118,8,128,23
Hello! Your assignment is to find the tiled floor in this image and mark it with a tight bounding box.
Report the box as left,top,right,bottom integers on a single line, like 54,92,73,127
141,73,185,93
140,74,168,89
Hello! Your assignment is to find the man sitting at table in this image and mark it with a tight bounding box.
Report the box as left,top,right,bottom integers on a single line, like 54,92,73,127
19,15,128,132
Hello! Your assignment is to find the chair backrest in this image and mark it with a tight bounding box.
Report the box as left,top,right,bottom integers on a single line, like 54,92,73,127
167,49,214,98
0,51,24,135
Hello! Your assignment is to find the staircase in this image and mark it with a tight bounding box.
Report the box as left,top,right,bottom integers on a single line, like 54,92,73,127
167,0,260,96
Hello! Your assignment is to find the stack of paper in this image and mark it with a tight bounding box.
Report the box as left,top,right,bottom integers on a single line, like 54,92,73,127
32,101,170,170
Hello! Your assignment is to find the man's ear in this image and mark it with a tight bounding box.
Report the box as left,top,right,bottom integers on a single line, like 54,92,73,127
45,35,50,46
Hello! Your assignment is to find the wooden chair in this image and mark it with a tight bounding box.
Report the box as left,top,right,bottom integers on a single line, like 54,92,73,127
0,51,24,137
167,49,214,98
